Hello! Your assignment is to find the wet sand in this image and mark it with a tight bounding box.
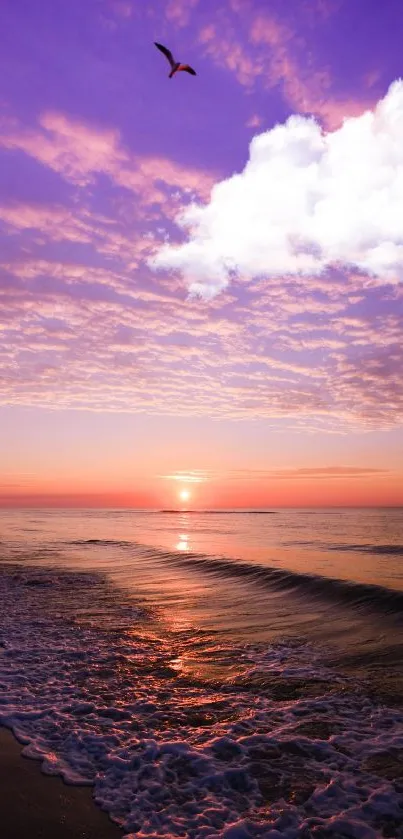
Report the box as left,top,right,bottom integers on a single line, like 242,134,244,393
0,727,123,839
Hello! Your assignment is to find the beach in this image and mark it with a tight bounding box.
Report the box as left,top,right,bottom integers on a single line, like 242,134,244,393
0,508,403,837
0,727,122,839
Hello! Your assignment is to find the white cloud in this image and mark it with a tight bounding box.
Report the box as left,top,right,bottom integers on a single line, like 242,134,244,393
151,80,403,298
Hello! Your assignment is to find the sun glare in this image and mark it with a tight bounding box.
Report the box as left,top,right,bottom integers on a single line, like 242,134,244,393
179,489,190,503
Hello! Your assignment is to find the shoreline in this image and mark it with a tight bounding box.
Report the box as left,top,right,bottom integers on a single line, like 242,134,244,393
0,727,123,839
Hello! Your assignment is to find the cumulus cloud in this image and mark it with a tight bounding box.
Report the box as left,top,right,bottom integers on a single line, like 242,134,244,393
151,80,403,298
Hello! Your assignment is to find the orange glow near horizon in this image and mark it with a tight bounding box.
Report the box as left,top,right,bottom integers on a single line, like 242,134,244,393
0,468,403,508
1,401,403,510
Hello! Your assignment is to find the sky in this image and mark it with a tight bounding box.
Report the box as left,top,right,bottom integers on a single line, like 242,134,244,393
1,0,403,508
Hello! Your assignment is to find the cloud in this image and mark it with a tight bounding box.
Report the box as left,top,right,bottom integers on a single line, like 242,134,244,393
152,80,403,298
166,0,199,27
158,466,391,484
0,106,401,433
0,112,214,208
198,10,371,129
0,203,94,245
1,251,403,428
159,470,210,483
199,24,264,88
270,466,390,479
246,115,262,129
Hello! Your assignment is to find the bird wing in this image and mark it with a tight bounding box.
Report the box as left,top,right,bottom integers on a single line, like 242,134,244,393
154,42,175,68
178,64,197,75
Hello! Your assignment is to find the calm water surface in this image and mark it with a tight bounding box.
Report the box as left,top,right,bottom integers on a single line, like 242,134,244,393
1,507,402,652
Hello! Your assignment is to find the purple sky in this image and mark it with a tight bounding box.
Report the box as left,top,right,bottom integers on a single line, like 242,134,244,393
1,0,403,507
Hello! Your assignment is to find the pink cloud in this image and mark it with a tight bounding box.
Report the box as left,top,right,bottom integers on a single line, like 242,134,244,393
263,465,391,479
3,245,401,430
0,203,94,244
0,112,215,209
0,199,161,268
166,0,199,27
0,112,125,186
199,24,264,88
249,13,374,128
197,10,373,130
246,114,262,129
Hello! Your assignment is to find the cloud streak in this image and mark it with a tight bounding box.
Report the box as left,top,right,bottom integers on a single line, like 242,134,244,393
0,112,214,209
152,80,403,298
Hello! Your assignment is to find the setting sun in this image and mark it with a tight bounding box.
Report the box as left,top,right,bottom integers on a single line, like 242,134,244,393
179,489,190,503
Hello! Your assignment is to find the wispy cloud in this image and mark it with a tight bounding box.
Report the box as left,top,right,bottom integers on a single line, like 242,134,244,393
198,7,371,129
166,0,199,27
0,203,96,245
159,470,211,482
199,24,264,88
268,466,391,479
1,246,403,428
158,466,392,483
0,112,214,209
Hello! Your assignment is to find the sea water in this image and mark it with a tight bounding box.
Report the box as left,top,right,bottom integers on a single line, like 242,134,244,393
0,508,402,837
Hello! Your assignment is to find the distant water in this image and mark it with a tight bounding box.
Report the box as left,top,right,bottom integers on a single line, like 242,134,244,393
1,508,403,837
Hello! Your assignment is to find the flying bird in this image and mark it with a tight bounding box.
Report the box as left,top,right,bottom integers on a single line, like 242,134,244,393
154,42,196,78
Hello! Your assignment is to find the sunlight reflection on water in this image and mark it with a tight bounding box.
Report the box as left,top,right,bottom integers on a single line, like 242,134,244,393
176,533,189,551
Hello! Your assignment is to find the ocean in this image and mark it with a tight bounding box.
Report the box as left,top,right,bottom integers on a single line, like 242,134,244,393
1,508,403,838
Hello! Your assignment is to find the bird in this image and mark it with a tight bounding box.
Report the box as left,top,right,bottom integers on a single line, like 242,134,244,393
154,42,196,78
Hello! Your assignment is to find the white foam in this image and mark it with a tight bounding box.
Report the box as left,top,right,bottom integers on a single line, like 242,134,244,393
0,566,402,838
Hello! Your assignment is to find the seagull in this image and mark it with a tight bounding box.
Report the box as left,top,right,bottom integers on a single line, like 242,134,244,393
154,42,196,78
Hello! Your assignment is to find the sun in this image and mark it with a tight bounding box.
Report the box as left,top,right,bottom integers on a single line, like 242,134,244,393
179,488,190,503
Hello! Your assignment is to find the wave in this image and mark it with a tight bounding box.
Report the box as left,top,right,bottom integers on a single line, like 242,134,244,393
67,538,403,618
69,539,134,547
159,510,279,514
167,552,403,617
287,540,403,556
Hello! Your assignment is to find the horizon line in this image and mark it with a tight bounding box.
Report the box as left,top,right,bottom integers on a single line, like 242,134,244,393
0,505,402,511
